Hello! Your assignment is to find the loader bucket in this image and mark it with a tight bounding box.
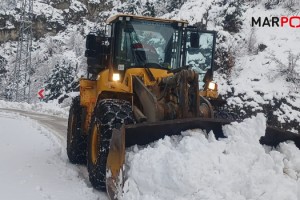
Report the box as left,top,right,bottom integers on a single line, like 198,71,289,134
106,118,300,200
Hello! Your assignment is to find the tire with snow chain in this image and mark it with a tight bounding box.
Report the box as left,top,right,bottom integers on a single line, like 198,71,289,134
87,99,135,191
67,96,87,164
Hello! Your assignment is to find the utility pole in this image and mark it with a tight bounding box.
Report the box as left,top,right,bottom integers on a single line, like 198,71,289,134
0,58,5,100
12,0,33,102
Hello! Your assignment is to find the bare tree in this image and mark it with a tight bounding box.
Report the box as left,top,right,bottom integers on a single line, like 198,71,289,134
283,0,299,12
268,51,300,83
248,28,258,55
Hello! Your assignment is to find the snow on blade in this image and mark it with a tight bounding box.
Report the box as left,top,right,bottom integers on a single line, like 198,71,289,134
122,114,300,200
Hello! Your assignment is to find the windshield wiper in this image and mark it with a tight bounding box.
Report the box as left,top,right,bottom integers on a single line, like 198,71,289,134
169,65,190,73
127,62,169,70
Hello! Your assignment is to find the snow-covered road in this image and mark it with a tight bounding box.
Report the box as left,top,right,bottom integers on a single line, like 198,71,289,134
0,108,68,141
0,110,108,200
1,108,300,200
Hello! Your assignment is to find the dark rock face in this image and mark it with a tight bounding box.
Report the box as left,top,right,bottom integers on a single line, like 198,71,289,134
84,0,113,21
33,15,66,39
0,0,115,42
0,29,18,42
51,0,71,10
0,14,18,43
0,13,67,42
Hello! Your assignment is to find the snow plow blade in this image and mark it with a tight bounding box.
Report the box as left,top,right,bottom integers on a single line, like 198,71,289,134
106,117,232,200
260,126,300,148
106,118,300,200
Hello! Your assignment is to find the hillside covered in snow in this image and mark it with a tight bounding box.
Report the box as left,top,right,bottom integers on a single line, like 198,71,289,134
0,0,299,131
0,1,300,199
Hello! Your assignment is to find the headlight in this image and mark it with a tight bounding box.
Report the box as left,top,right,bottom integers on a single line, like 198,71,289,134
208,82,217,90
112,73,120,81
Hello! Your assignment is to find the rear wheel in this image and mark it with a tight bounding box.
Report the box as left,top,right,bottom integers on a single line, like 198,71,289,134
67,96,87,164
199,96,214,118
87,99,135,191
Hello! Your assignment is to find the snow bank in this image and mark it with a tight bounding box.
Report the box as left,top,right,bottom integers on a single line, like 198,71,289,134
122,114,300,200
0,100,69,118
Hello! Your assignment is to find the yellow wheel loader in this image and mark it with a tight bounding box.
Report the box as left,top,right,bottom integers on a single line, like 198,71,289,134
67,14,300,200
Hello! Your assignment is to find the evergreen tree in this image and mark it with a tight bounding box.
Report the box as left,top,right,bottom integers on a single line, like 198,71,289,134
0,57,8,100
223,0,244,33
117,0,140,14
215,0,244,33
142,1,156,17
0,57,7,75
166,0,184,12
44,60,78,102
0,0,16,10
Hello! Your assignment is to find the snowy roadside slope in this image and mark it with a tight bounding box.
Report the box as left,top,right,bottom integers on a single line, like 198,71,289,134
165,0,300,129
122,114,300,200
0,100,69,118
0,111,106,200
217,3,300,126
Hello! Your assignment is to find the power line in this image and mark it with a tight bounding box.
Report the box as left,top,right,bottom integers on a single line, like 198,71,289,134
12,0,33,103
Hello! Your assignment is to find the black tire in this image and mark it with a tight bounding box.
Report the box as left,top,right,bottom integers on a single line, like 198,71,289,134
87,99,135,191
67,96,87,164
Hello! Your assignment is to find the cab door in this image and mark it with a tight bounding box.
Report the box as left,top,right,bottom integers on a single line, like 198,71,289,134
184,29,216,88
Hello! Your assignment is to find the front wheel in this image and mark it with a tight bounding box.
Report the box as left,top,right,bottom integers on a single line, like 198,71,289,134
87,99,135,191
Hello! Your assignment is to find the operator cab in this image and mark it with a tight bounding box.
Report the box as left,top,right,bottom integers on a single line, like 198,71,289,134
112,15,185,70
85,14,216,87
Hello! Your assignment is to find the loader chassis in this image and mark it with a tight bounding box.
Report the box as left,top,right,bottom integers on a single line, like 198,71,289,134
69,14,221,198
80,15,218,131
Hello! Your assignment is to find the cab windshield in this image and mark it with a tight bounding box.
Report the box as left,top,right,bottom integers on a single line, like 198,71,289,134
114,19,183,70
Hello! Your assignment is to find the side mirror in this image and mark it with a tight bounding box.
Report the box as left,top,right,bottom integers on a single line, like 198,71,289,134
85,34,97,57
190,32,200,48
85,33,111,74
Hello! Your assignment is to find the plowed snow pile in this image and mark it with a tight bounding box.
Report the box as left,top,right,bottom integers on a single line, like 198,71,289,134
122,114,300,200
